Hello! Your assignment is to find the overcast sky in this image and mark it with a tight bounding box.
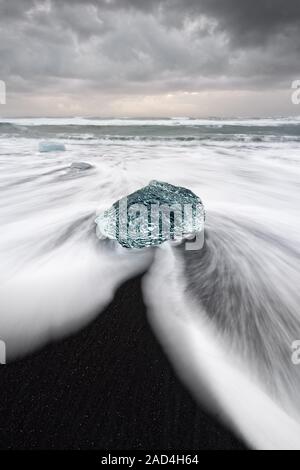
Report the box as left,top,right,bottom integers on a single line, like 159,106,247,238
1,0,300,117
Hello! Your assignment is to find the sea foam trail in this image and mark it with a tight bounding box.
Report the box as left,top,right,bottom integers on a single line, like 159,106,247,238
0,142,153,357
0,119,299,447
141,148,300,449
143,245,300,450
0,242,152,358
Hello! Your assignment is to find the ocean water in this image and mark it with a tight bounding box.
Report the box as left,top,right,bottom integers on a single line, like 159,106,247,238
1,117,300,448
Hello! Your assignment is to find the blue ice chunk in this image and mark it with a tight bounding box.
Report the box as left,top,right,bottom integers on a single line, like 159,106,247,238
39,142,66,153
95,180,205,249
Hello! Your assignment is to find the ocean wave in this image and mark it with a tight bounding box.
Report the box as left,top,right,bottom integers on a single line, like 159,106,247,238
2,116,300,127
1,122,300,143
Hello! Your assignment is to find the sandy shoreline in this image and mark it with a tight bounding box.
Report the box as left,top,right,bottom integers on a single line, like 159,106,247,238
0,275,245,450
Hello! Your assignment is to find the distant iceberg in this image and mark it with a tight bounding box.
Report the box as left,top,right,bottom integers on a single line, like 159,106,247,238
39,142,66,153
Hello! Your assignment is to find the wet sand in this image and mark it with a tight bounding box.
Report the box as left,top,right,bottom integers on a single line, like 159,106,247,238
0,275,246,450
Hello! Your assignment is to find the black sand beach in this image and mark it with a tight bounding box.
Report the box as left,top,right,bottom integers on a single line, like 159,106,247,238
0,276,246,450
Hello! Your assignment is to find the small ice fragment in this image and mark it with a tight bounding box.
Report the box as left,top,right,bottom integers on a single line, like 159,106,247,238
70,162,93,171
39,142,66,153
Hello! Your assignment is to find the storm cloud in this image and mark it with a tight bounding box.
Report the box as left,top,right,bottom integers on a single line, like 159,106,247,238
0,0,299,116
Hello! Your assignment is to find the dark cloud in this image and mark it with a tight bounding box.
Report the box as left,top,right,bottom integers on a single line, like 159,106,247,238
183,0,300,46
70,0,300,45
0,0,299,114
